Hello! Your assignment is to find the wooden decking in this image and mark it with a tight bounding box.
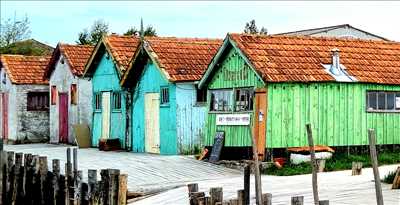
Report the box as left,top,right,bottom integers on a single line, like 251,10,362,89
4,144,241,193
134,164,400,205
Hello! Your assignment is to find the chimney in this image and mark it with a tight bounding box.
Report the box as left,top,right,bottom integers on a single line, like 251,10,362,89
330,48,341,75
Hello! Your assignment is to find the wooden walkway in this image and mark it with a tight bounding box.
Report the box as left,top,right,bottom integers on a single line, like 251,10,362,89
4,144,241,193
135,164,400,205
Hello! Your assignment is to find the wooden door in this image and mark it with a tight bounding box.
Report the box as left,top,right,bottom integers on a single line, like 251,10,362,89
59,93,69,143
101,92,111,139
145,93,160,154
2,93,8,140
253,89,267,160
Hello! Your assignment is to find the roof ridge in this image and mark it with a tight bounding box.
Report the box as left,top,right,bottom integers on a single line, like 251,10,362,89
145,36,222,41
230,33,399,45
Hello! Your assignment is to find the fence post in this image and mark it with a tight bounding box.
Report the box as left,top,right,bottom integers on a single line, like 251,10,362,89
368,129,384,205
39,156,48,205
80,182,89,205
319,200,329,205
243,165,250,205
237,189,245,205
306,124,319,205
210,187,223,205
392,166,400,189
108,169,120,205
351,162,363,176
118,174,127,205
100,169,110,205
6,151,14,204
261,193,272,205
291,196,304,205
12,152,23,204
0,150,6,204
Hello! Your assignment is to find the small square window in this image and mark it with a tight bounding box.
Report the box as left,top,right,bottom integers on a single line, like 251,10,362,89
112,92,122,110
160,87,169,105
94,93,102,110
196,87,207,104
367,91,400,112
27,92,49,111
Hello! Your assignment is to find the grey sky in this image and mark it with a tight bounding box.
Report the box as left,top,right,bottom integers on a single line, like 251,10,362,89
1,1,400,46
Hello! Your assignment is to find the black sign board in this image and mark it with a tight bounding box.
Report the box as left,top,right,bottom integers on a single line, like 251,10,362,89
209,131,225,163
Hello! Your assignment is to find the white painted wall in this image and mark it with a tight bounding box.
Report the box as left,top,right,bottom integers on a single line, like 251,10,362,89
308,27,384,40
49,55,92,144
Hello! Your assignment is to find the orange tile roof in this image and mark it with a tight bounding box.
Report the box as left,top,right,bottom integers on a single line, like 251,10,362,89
60,44,94,75
0,55,50,84
145,37,222,82
229,33,400,84
104,34,141,73
46,44,94,77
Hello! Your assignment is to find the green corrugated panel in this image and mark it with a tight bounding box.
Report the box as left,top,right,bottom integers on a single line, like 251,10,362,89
267,83,400,148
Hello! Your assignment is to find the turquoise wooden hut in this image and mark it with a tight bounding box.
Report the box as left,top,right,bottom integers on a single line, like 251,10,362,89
199,33,400,159
84,34,140,148
121,37,222,154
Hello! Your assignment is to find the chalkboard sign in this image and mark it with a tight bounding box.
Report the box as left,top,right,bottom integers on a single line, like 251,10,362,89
209,131,225,163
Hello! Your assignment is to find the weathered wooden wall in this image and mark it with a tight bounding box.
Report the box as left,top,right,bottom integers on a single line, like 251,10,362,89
131,61,177,155
92,52,127,148
266,83,400,148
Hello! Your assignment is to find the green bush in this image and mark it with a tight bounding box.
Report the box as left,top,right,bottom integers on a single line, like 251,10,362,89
382,170,397,184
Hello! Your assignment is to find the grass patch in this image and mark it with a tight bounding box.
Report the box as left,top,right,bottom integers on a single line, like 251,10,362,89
382,170,397,184
265,151,400,176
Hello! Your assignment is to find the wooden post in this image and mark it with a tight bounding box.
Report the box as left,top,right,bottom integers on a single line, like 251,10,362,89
57,174,67,205
66,148,74,205
190,192,205,205
237,189,245,205
0,139,3,151
392,166,400,189
210,187,223,205
197,196,205,205
73,148,78,177
306,123,319,205
249,126,262,205
0,151,6,205
368,129,384,205
108,169,120,205
204,196,211,205
229,199,238,205
351,162,363,176
243,165,250,205
291,196,304,205
118,174,127,205
80,182,89,205
88,169,98,204
188,183,199,194
319,200,329,205
39,156,48,205
261,193,272,205
100,169,110,205
74,170,82,205
52,159,60,205
11,152,23,204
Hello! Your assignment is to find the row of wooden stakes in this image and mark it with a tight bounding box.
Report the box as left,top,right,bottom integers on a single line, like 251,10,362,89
0,147,128,205
187,183,330,205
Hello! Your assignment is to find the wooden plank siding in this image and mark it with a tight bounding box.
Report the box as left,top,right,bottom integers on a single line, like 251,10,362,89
266,83,400,148
131,61,178,155
92,52,127,147
204,46,400,148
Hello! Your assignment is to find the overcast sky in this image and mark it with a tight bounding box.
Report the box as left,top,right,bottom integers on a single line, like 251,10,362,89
1,1,400,47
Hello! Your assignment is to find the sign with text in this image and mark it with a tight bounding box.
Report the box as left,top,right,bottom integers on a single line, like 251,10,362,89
216,114,251,126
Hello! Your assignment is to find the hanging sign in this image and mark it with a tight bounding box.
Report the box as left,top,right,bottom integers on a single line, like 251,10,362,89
216,114,250,126
396,97,400,108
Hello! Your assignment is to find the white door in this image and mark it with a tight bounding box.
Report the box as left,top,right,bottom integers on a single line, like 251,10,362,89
101,92,111,139
145,93,160,154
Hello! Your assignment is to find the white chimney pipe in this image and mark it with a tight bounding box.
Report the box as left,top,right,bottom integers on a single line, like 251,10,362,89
330,48,341,76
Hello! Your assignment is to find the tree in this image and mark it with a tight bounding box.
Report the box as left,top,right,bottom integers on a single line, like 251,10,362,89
76,19,109,45
244,19,268,35
124,25,157,37
0,14,31,47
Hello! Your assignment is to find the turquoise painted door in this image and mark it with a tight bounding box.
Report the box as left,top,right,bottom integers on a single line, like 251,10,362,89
145,93,160,153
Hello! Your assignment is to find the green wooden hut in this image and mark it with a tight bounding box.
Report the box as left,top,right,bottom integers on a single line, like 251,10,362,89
199,34,400,159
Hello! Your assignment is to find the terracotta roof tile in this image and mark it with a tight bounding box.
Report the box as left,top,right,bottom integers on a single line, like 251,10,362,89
104,34,140,73
0,55,50,84
145,37,222,82
229,34,400,84
60,44,94,76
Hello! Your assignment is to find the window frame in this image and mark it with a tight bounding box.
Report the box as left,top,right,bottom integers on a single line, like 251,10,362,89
112,91,122,111
70,84,78,105
94,92,102,112
209,87,255,113
27,92,49,111
366,90,400,113
195,86,207,106
160,86,170,106
234,88,254,112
